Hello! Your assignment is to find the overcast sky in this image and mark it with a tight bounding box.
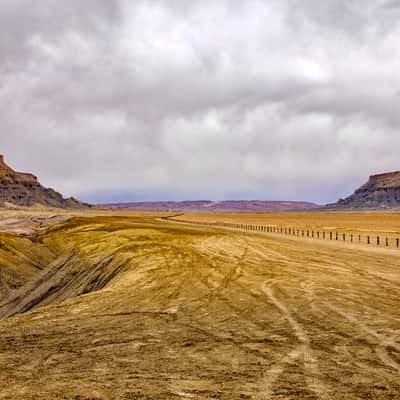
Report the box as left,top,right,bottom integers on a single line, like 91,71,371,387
1,0,400,204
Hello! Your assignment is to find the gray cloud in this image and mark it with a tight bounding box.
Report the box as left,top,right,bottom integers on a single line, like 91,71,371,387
1,0,399,204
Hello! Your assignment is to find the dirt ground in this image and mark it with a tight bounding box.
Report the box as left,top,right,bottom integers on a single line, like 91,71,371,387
173,212,400,237
0,213,399,399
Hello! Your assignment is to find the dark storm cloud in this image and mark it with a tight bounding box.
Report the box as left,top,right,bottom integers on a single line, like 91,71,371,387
0,0,399,204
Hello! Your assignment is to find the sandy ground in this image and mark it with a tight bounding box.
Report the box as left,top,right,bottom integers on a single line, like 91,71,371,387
0,214,399,399
172,212,400,238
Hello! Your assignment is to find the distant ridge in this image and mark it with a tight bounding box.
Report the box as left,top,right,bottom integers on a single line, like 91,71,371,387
0,155,92,209
327,171,400,209
106,200,319,212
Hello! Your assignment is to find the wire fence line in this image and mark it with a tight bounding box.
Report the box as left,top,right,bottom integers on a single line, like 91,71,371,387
166,217,400,249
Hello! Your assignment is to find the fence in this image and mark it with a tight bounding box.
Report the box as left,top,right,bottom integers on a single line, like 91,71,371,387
165,217,400,250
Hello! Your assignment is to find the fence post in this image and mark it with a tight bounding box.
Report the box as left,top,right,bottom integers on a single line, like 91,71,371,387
386,237,389,246
359,234,361,242
377,236,380,245
330,232,332,240
367,236,370,244
323,232,325,240
336,232,338,241
343,233,346,241
397,238,399,248
351,234,353,242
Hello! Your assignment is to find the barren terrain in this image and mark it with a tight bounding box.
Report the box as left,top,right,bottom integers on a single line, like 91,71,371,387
0,212,399,399
173,212,400,239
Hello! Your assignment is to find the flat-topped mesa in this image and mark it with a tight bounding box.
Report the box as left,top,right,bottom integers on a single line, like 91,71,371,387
366,171,400,189
0,154,92,209
0,155,38,183
328,170,400,209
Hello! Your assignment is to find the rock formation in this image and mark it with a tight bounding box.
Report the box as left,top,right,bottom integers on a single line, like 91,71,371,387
328,171,400,209
0,155,91,209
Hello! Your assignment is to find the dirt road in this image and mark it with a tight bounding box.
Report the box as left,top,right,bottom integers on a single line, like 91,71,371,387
0,216,399,399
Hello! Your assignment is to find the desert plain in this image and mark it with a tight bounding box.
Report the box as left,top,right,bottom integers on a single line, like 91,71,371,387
0,210,399,399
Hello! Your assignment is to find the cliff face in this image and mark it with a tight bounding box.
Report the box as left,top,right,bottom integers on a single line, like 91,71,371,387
0,155,91,209
330,171,400,209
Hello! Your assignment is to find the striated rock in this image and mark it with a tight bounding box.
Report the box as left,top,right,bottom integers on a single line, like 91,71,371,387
328,171,400,209
0,155,92,209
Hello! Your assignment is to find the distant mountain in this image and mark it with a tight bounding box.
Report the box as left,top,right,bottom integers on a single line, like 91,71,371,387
327,171,400,209
106,200,319,212
0,155,92,209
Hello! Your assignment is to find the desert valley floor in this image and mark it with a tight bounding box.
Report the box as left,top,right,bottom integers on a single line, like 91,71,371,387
0,212,399,399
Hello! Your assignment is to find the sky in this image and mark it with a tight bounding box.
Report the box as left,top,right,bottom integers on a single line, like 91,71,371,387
1,0,400,204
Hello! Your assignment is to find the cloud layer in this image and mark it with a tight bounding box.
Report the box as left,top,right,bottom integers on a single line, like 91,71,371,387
1,0,400,203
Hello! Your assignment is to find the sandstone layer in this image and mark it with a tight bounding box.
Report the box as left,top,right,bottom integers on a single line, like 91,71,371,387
0,155,91,209
329,171,400,209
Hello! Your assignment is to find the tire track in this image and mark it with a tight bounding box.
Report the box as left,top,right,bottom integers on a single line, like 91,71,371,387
255,346,302,399
325,302,400,372
263,283,332,400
